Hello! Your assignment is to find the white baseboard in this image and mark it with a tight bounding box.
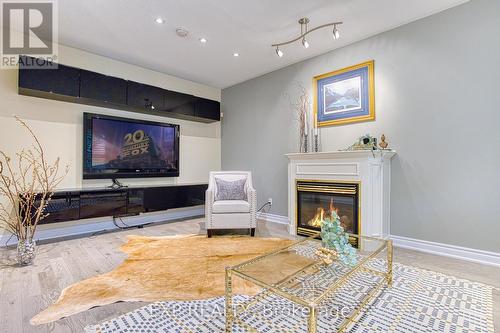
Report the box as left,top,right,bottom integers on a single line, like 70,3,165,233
255,214,500,268
391,235,500,268
256,212,289,225
0,207,204,247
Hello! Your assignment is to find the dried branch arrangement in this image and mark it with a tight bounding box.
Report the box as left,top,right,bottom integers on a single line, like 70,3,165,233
287,83,311,152
0,117,68,242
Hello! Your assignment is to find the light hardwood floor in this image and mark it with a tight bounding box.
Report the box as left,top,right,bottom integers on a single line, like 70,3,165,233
1,218,499,333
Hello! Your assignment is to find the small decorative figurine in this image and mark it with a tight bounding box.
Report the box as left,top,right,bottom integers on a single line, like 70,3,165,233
379,134,389,149
344,134,377,151
315,247,338,265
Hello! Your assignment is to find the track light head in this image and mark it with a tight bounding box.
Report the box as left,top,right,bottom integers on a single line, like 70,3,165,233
302,38,309,49
276,47,284,57
333,25,340,40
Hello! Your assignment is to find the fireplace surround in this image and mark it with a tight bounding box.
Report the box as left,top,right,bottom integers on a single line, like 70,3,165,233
286,150,396,238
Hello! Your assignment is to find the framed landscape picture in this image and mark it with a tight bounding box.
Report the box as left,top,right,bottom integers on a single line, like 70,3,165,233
314,60,375,126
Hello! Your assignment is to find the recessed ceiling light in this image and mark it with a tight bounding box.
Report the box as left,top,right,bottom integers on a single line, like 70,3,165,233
199,38,207,43
233,53,239,57
155,17,164,24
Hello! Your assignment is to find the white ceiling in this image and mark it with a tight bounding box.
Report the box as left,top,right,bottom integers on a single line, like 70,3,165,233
57,0,468,89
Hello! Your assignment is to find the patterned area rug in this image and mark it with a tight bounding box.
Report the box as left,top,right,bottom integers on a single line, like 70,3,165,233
85,262,494,333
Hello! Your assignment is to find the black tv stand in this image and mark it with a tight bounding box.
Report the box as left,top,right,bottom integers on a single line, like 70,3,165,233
108,178,128,189
23,183,208,225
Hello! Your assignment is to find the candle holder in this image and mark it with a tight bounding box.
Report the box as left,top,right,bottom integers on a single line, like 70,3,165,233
314,133,319,152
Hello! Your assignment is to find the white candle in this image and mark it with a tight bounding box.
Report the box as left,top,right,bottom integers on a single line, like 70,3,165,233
304,114,308,134
314,114,319,135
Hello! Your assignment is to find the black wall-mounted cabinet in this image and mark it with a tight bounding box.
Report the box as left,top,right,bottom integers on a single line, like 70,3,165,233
18,56,220,123
80,70,128,105
127,81,165,111
164,90,196,117
194,98,221,121
18,61,80,97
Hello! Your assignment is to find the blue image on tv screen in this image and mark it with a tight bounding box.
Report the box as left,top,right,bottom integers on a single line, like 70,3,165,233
90,118,176,170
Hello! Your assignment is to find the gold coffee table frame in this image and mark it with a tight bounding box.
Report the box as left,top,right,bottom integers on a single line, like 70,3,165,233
225,233,393,333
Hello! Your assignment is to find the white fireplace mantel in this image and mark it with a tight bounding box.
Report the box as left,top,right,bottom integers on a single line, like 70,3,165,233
286,150,396,238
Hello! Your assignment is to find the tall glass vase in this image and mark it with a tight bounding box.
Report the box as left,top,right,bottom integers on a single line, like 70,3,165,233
300,133,309,153
17,239,36,266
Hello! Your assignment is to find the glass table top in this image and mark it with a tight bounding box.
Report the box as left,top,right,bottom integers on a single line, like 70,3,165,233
231,233,388,305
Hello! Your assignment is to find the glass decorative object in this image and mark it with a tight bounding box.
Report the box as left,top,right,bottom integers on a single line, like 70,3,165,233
313,132,320,152
17,239,36,266
320,212,358,266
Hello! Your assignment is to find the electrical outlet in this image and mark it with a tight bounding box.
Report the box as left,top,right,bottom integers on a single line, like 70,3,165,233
268,198,273,206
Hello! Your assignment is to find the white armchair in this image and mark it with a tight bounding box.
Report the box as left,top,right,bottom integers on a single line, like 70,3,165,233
205,171,257,237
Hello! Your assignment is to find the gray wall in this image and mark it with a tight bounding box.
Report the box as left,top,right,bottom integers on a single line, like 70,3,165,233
221,0,500,253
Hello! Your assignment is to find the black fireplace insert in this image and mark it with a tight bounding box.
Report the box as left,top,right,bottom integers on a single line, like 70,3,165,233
296,180,360,237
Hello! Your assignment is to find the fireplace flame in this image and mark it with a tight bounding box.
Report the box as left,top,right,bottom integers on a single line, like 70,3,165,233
307,198,338,228
329,198,338,215
309,207,324,228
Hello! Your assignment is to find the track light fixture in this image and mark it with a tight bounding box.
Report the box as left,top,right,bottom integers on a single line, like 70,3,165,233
271,17,342,57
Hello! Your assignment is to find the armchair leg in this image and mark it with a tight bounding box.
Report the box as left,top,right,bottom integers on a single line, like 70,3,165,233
207,229,212,238
250,228,256,237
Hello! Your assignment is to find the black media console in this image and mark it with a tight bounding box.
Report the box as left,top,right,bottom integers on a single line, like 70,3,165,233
30,183,207,225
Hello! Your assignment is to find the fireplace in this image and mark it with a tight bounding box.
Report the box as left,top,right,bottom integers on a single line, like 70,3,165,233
296,180,360,237
287,151,395,238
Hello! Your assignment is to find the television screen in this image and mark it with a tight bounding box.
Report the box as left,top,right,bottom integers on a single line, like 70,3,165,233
83,113,179,179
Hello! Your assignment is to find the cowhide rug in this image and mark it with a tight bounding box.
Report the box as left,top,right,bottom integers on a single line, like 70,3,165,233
31,235,311,325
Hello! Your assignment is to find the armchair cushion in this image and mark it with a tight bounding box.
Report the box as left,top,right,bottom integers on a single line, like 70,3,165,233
212,200,250,214
214,177,247,201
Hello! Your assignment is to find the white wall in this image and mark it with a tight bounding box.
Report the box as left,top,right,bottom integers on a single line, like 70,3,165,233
0,43,221,241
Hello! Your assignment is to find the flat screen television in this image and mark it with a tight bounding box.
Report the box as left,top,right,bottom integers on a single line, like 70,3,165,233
83,113,180,179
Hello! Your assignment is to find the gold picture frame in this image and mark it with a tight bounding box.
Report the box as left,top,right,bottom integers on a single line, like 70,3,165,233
313,60,375,127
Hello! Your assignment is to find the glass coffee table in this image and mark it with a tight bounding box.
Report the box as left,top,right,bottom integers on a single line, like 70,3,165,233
225,233,393,333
